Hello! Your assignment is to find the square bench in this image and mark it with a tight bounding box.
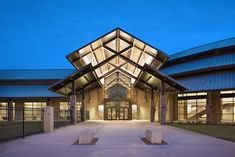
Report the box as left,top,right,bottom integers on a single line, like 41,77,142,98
146,129,162,144
78,129,94,144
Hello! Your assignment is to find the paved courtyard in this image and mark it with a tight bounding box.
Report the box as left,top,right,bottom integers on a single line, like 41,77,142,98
0,121,235,157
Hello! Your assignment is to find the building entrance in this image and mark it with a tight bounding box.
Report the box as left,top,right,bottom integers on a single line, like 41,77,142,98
104,100,131,120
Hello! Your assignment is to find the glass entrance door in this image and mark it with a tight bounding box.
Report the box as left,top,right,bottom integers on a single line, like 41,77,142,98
119,107,129,120
105,100,131,120
107,107,117,120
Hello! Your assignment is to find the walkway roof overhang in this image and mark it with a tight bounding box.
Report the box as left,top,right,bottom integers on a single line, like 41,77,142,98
49,63,187,95
49,28,187,95
49,64,101,95
135,64,187,92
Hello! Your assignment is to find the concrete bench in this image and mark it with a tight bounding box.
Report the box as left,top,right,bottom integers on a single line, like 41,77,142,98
146,129,162,144
78,129,94,144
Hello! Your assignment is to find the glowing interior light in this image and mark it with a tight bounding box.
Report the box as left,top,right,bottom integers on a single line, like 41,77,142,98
145,56,153,64
131,78,136,84
100,78,105,84
82,56,91,65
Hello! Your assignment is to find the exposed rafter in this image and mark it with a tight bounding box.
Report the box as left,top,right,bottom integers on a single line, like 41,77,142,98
49,28,188,96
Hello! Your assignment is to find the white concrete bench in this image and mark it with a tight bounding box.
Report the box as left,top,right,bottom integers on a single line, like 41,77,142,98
146,129,162,144
78,129,94,144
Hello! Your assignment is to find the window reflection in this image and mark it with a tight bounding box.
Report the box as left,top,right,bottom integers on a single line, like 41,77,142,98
221,93,235,122
24,102,46,121
178,92,207,122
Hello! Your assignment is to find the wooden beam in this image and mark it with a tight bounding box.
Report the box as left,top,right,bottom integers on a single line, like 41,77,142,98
119,36,165,63
133,44,146,74
105,78,118,87
104,45,144,70
118,78,131,88
70,35,118,64
90,45,103,74
93,45,132,70
98,62,127,79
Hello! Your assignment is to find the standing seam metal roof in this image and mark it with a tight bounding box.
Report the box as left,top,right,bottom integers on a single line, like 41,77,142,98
174,69,235,92
0,69,76,80
169,37,235,61
161,51,235,75
0,85,63,98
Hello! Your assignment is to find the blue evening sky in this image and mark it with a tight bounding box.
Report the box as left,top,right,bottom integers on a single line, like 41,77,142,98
0,0,235,69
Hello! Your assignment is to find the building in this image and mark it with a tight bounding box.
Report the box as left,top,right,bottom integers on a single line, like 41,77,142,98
1,28,235,124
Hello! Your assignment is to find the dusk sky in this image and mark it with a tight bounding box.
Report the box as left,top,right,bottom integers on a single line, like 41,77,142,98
1,0,235,69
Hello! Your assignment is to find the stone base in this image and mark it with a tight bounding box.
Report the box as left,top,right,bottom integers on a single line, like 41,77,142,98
146,129,162,144
78,129,94,144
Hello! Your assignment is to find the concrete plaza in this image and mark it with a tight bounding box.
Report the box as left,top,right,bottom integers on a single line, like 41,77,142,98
0,121,235,157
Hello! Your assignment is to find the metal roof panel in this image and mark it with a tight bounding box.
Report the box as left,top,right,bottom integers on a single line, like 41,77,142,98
0,85,63,98
0,69,76,80
161,51,235,75
170,37,235,61
175,69,235,92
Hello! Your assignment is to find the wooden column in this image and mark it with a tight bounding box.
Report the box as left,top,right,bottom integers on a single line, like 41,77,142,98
8,99,14,121
69,81,77,124
207,91,221,124
46,98,52,106
160,81,167,125
173,93,178,121
150,88,155,122
15,100,24,121
206,92,212,124
80,89,85,121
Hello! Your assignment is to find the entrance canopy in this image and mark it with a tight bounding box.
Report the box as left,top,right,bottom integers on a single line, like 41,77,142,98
49,28,187,95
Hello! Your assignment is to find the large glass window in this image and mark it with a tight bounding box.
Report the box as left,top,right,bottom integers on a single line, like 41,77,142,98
107,84,127,98
178,92,207,122
24,102,46,120
59,102,70,120
76,102,81,121
0,102,15,121
221,90,235,122
178,100,186,120
98,104,104,119
59,102,81,121
0,102,8,121
132,104,137,120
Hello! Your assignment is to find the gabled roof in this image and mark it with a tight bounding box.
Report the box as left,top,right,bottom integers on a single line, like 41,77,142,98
169,37,235,61
49,28,187,95
66,27,168,83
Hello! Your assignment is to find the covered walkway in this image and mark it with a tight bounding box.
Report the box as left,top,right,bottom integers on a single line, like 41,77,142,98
0,121,235,157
